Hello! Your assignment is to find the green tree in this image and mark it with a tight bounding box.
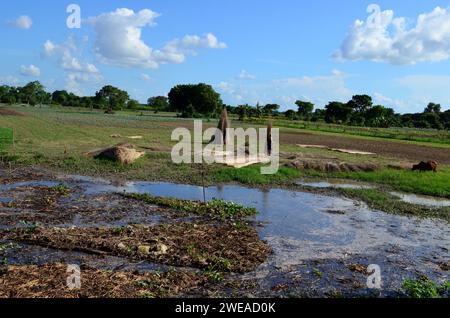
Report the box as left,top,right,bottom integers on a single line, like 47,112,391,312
52,90,70,105
236,105,248,121
147,96,169,111
420,112,444,130
127,99,140,110
295,100,314,120
424,103,441,114
365,105,396,128
168,83,222,117
324,101,353,124
262,104,280,116
347,94,373,112
285,109,297,120
19,81,46,105
95,85,130,111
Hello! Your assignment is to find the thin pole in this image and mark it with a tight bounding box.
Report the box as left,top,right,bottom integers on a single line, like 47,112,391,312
201,162,207,204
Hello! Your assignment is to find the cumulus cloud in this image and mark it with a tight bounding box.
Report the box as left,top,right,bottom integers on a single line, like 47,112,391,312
43,37,99,74
42,36,102,95
236,70,256,80
334,6,450,64
65,72,103,96
87,8,226,68
8,15,33,29
20,65,40,77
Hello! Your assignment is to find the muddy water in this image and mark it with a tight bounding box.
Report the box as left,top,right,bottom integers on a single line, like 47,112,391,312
296,179,373,190
2,175,449,297
390,192,450,208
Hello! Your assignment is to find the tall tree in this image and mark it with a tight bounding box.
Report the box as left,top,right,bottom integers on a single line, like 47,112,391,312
262,104,280,116
295,100,314,120
168,83,222,117
424,103,441,114
324,101,353,124
147,96,169,111
347,95,373,112
95,85,130,111
19,81,46,105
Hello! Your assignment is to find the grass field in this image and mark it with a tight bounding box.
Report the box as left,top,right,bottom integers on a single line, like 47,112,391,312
0,127,13,152
249,118,450,147
1,104,450,217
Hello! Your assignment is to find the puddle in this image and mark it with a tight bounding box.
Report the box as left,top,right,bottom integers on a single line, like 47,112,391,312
296,179,374,190
2,174,449,296
0,197,13,203
0,181,60,191
60,176,450,263
390,192,450,208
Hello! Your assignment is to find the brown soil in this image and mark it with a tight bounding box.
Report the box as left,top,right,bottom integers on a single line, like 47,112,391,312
5,186,70,211
0,108,25,116
281,131,450,164
2,223,271,272
0,263,205,298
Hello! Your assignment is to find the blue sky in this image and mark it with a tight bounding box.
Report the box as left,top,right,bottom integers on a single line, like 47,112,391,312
2,0,450,113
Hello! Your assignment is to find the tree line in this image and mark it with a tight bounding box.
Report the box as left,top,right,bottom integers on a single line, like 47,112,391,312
1,81,449,130
227,95,450,130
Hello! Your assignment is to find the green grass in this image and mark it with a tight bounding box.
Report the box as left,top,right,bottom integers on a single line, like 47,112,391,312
213,165,301,185
323,168,450,198
338,188,450,220
122,193,258,219
402,276,450,298
0,127,13,152
250,118,450,147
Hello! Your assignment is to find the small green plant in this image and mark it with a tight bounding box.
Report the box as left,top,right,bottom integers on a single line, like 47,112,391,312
212,257,232,272
52,184,71,196
204,266,224,283
401,276,450,298
0,242,18,252
122,193,257,219
203,257,233,283
112,227,125,235
313,268,323,278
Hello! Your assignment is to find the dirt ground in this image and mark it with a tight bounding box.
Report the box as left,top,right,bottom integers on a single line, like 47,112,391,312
281,131,450,164
0,263,205,298
0,108,25,117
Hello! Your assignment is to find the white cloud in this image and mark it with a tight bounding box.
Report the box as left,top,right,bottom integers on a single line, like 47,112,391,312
335,6,450,64
65,72,103,96
42,36,102,95
236,70,256,80
140,74,152,81
8,15,33,29
20,65,41,77
43,38,99,74
373,92,407,111
0,75,21,86
87,8,226,68
393,75,450,111
271,71,352,105
216,70,353,109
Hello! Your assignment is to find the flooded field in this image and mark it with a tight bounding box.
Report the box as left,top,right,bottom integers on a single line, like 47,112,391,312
1,168,449,297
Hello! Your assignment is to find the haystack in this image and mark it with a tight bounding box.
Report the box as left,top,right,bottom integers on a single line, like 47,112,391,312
94,143,145,164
